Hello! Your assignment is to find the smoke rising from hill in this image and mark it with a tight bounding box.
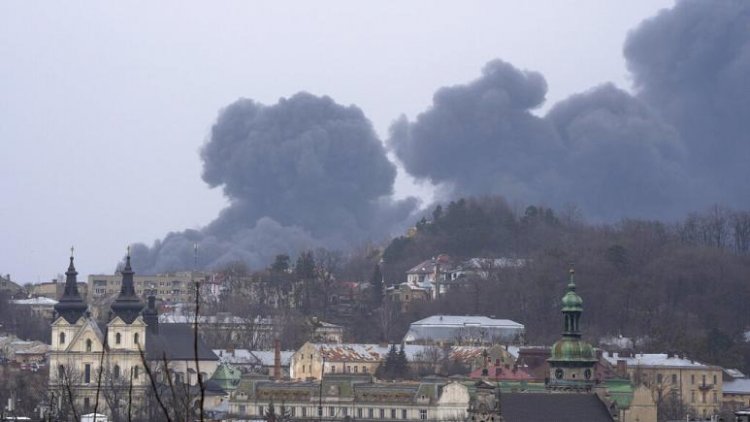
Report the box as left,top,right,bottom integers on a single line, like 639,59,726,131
624,0,750,207
130,0,749,272
130,93,416,274
390,0,748,220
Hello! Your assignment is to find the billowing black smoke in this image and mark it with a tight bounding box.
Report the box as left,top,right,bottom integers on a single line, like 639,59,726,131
545,83,694,220
389,60,562,203
130,93,416,274
390,0,749,220
132,0,749,272
624,0,750,207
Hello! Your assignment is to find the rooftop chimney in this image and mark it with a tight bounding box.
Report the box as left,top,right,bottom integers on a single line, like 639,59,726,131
274,338,282,381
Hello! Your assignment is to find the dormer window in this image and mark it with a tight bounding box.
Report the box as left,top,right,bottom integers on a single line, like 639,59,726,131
59,332,66,345
134,333,139,345
86,339,92,352
115,332,122,345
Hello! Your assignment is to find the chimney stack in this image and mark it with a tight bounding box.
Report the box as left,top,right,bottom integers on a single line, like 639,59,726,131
616,359,628,378
274,338,282,380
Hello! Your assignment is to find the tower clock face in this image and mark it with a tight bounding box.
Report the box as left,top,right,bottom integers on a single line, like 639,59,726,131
584,369,592,380
555,368,564,379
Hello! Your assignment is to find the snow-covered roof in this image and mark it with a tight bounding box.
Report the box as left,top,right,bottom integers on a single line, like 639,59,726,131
213,349,294,366
724,379,750,395
12,297,58,305
410,315,523,328
725,368,746,379
602,353,716,369
309,343,434,362
404,315,524,344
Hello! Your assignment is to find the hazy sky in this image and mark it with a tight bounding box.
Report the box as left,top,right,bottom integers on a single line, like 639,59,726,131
0,1,673,283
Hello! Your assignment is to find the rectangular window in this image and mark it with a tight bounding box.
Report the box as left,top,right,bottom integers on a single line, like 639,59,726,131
702,375,706,385
380,409,385,419
657,373,663,384
402,409,407,419
713,392,718,403
420,410,427,420
329,406,335,416
364,366,369,373
691,374,695,384
391,409,397,419
331,365,336,373
358,408,363,418
318,407,323,417
672,374,677,384
354,366,359,373
713,375,717,385
84,397,90,411
239,405,246,415
369,408,374,418
302,407,307,417
343,407,348,417
691,390,696,403
84,364,91,383
259,406,264,416
291,407,296,416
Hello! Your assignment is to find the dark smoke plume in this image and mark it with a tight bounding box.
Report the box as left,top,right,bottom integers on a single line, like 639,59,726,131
390,0,750,219
130,93,416,274
388,60,563,203
625,0,750,207
545,83,694,220
389,61,693,220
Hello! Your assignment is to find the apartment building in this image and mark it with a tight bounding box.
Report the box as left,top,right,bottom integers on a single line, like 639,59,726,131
87,271,204,303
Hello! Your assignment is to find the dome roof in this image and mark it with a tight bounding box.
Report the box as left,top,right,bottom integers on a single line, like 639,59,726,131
549,337,597,363
561,289,583,311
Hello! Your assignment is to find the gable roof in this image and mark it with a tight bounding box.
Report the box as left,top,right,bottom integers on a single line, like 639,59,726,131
501,392,614,421
145,323,219,361
65,318,104,352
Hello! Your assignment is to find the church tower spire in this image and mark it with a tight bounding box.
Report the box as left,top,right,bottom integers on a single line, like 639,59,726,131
53,248,88,323
547,266,597,392
110,246,144,324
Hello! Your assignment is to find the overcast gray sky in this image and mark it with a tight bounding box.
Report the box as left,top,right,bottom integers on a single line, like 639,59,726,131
0,1,673,283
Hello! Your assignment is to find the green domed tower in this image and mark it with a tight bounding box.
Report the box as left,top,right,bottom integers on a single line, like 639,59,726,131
547,267,597,391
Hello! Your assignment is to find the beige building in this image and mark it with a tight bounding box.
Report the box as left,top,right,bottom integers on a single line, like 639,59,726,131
30,279,88,300
230,374,471,421
88,271,203,303
49,255,219,420
604,352,723,419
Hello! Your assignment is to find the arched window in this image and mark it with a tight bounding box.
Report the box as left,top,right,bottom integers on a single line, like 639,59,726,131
114,365,121,379
115,332,121,344
134,332,139,345
133,366,139,379
86,339,92,352
59,332,65,345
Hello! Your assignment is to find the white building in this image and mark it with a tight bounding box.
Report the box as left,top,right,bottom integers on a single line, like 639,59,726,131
403,315,525,346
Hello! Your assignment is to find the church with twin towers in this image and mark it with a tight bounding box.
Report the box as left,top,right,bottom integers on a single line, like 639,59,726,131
48,250,219,420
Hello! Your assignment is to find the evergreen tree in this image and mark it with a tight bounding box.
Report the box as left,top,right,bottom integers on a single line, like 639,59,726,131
383,343,398,379
396,343,410,378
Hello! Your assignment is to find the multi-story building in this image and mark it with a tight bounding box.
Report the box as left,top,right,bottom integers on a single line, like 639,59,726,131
11,296,59,319
603,351,723,419
403,315,524,346
49,254,219,420
230,374,471,421
29,279,88,300
87,271,203,303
